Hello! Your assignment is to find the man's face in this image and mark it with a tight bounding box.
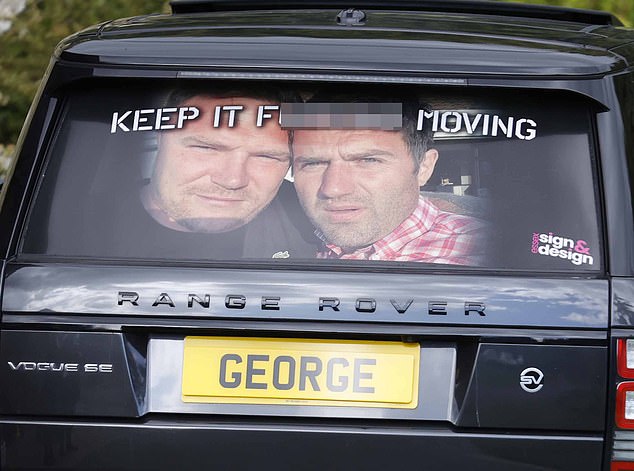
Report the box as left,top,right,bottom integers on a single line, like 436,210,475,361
292,129,438,251
151,96,290,233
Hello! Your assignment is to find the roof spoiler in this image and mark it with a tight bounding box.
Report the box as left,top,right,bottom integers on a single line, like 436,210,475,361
169,0,622,26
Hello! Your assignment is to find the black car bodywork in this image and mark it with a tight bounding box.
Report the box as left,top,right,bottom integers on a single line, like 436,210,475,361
1,1,634,469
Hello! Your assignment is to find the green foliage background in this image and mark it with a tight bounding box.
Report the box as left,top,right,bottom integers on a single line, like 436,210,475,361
0,0,167,148
0,0,631,153
501,0,633,26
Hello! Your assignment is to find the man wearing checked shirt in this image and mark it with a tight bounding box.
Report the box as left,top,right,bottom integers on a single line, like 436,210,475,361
291,93,488,266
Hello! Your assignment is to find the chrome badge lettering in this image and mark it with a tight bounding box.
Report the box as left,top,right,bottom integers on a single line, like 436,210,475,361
7,361,113,373
519,367,544,393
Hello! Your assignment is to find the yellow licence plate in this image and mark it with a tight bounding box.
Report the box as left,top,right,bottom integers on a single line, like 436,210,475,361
182,337,420,409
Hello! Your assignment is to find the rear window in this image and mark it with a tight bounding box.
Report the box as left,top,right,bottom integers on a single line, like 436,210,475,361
21,80,602,272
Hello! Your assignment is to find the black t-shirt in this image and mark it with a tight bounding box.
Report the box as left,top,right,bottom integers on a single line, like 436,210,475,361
46,180,319,260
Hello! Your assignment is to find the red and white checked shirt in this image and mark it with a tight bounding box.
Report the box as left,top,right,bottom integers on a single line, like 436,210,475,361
316,196,487,265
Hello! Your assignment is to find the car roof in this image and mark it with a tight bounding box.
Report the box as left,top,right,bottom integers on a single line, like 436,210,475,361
168,0,622,26
56,1,634,78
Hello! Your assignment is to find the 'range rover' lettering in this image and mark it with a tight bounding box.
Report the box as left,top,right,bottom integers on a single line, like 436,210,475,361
117,291,486,317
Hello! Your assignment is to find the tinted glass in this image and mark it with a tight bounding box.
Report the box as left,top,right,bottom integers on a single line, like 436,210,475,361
22,80,601,271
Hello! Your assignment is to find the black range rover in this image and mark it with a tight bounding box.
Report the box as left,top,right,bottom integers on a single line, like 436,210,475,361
1,1,634,469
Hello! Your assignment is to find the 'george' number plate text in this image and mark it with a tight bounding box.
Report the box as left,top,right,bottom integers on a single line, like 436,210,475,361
182,337,420,408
